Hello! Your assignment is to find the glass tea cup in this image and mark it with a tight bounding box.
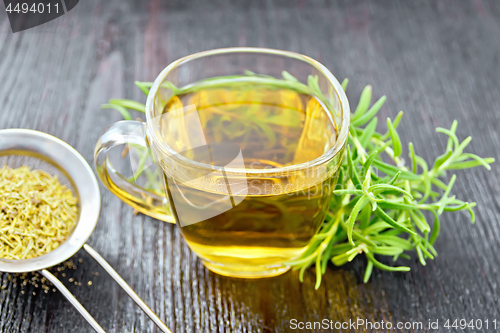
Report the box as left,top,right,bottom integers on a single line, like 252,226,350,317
94,47,349,278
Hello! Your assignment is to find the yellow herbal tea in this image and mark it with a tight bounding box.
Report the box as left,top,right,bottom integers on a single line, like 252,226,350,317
159,81,339,277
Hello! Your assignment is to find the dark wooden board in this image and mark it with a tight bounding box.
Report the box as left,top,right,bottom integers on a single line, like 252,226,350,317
0,0,499,332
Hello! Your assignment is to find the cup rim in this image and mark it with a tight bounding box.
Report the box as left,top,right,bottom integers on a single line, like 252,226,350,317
145,47,350,175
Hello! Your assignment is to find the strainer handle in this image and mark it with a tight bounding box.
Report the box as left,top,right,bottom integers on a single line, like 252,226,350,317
40,270,106,333
83,244,173,333
94,121,174,223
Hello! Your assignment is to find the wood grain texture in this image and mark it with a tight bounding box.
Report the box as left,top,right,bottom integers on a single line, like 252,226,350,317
0,0,499,332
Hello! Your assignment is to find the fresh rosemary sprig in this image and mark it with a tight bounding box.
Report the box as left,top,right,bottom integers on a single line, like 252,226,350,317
286,81,494,288
102,73,494,289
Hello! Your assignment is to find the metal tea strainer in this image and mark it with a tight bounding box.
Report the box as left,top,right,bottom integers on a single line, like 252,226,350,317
0,129,172,333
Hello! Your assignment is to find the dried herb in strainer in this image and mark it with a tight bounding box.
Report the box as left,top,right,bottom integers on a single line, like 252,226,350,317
0,165,78,259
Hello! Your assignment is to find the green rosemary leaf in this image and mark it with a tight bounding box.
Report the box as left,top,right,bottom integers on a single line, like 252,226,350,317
363,221,393,235
136,81,153,89
408,142,417,174
288,253,317,268
369,184,413,200
446,120,458,151
365,252,410,272
397,253,411,260
347,248,359,262
387,117,402,157
415,154,429,172
426,242,438,257
347,147,362,188
372,160,421,181
349,124,357,138
438,137,472,171
363,151,378,176
437,174,457,214
160,81,181,95
409,209,431,233
345,196,363,210
299,261,314,282
109,99,146,113
431,177,448,191
392,111,404,129
447,160,491,170
359,203,372,230
417,243,435,260
380,111,404,140
135,81,151,96
333,189,364,196
432,148,453,172
347,195,370,245
353,85,372,120
371,138,392,152
441,201,468,212
383,228,405,237
351,95,386,127
371,246,404,256
101,104,132,121
331,252,351,266
373,235,414,251
447,154,494,171
321,238,336,274
377,201,417,210
307,75,321,96
467,203,476,223
358,117,378,147
436,126,459,150
374,207,417,235
387,171,401,185
330,243,355,256
363,261,374,283
416,246,426,266
315,255,322,289
281,71,299,83
341,78,349,91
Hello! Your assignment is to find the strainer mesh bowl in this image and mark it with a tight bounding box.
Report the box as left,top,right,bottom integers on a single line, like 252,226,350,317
0,130,100,273
0,154,75,191
0,153,81,261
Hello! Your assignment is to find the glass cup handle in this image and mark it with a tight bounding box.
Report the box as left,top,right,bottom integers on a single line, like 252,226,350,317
94,121,174,223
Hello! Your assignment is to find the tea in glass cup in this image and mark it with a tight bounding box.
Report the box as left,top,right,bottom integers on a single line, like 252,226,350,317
95,48,349,278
